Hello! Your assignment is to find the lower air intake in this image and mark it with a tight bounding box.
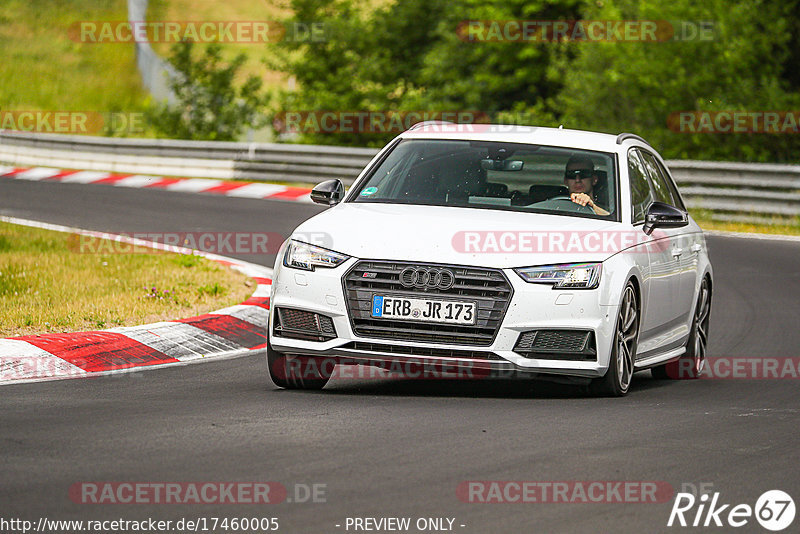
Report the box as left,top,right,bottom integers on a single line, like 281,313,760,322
513,330,596,361
273,307,336,342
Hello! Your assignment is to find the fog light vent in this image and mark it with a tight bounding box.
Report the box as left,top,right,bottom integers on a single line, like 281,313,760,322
274,307,336,341
514,330,596,360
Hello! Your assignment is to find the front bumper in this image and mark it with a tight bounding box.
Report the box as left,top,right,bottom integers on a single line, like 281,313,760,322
269,258,619,379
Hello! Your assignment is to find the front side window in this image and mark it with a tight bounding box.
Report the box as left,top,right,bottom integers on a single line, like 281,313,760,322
639,150,679,209
628,149,654,224
351,139,618,219
638,150,685,211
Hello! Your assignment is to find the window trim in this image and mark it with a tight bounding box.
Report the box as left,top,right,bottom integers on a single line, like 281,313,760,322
344,136,404,203
627,148,654,225
639,149,687,212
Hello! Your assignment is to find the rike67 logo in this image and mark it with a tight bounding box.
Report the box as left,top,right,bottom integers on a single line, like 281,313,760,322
668,489,795,531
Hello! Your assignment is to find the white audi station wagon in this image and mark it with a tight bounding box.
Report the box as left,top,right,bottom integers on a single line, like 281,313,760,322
267,124,713,396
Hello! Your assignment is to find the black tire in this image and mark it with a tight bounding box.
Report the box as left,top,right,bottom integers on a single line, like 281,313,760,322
652,277,711,380
590,282,639,397
266,333,332,390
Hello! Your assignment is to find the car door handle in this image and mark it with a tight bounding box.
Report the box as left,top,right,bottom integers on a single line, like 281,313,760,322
691,244,702,253
672,248,683,258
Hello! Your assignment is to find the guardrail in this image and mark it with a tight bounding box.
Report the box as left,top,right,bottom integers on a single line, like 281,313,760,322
1,131,798,222
0,131,376,184
667,160,800,220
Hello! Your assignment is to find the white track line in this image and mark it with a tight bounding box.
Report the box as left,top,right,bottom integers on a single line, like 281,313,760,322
165,178,223,192
209,305,269,329
224,183,288,198
59,170,112,183
112,175,167,188
12,167,62,180
251,285,272,298
110,322,243,362
0,340,88,381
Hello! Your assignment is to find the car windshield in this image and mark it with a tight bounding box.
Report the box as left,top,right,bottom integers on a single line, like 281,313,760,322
351,139,618,219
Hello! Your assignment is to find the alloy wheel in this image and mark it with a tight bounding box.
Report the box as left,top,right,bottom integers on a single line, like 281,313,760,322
616,285,639,392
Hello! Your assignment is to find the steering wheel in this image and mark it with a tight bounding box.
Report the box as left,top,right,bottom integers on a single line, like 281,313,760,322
544,196,597,214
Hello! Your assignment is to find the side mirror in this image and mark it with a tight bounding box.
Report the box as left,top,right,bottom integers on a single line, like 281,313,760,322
310,179,345,207
642,201,688,235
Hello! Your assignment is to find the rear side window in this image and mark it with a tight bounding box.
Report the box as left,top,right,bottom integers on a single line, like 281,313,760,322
627,149,653,223
639,150,683,210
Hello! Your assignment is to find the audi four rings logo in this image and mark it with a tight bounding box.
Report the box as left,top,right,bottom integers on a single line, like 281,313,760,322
400,267,456,290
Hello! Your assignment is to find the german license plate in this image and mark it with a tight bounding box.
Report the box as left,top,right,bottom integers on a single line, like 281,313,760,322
371,295,476,325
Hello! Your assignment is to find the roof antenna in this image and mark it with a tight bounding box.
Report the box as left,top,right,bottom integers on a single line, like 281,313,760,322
558,124,564,129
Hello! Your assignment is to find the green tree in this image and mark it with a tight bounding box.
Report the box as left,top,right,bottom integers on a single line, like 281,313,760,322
269,0,584,146
554,0,800,162
148,41,267,141
270,0,800,162
267,0,449,146
408,0,582,122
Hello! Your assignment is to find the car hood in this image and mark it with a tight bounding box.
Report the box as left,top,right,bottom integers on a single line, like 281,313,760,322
291,203,631,269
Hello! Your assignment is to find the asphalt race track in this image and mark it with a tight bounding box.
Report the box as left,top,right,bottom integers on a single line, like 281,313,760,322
2,179,799,533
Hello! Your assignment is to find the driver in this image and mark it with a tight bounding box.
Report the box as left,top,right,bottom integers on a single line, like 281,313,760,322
564,155,609,216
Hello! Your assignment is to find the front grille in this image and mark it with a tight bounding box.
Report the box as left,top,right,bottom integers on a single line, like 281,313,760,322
273,307,336,341
343,260,513,346
514,329,596,360
342,342,502,360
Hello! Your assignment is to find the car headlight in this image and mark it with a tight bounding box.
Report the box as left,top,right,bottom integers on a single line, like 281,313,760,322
514,262,602,289
283,240,350,271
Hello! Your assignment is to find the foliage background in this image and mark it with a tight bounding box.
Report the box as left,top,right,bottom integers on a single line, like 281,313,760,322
268,0,800,162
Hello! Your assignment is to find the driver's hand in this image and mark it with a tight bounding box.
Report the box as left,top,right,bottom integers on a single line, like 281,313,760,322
570,193,609,215
570,193,593,207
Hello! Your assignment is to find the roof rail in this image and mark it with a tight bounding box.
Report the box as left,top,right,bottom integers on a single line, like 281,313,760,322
616,132,650,145
409,120,454,130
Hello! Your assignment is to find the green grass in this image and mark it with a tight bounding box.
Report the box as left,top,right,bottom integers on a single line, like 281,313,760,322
197,282,225,297
690,209,800,236
0,0,388,140
0,222,254,337
149,0,291,90
0,0,293,139
0,0,150,120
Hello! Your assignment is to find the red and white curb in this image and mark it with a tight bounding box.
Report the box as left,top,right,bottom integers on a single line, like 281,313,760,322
0,165,313,202
0,216,272,385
